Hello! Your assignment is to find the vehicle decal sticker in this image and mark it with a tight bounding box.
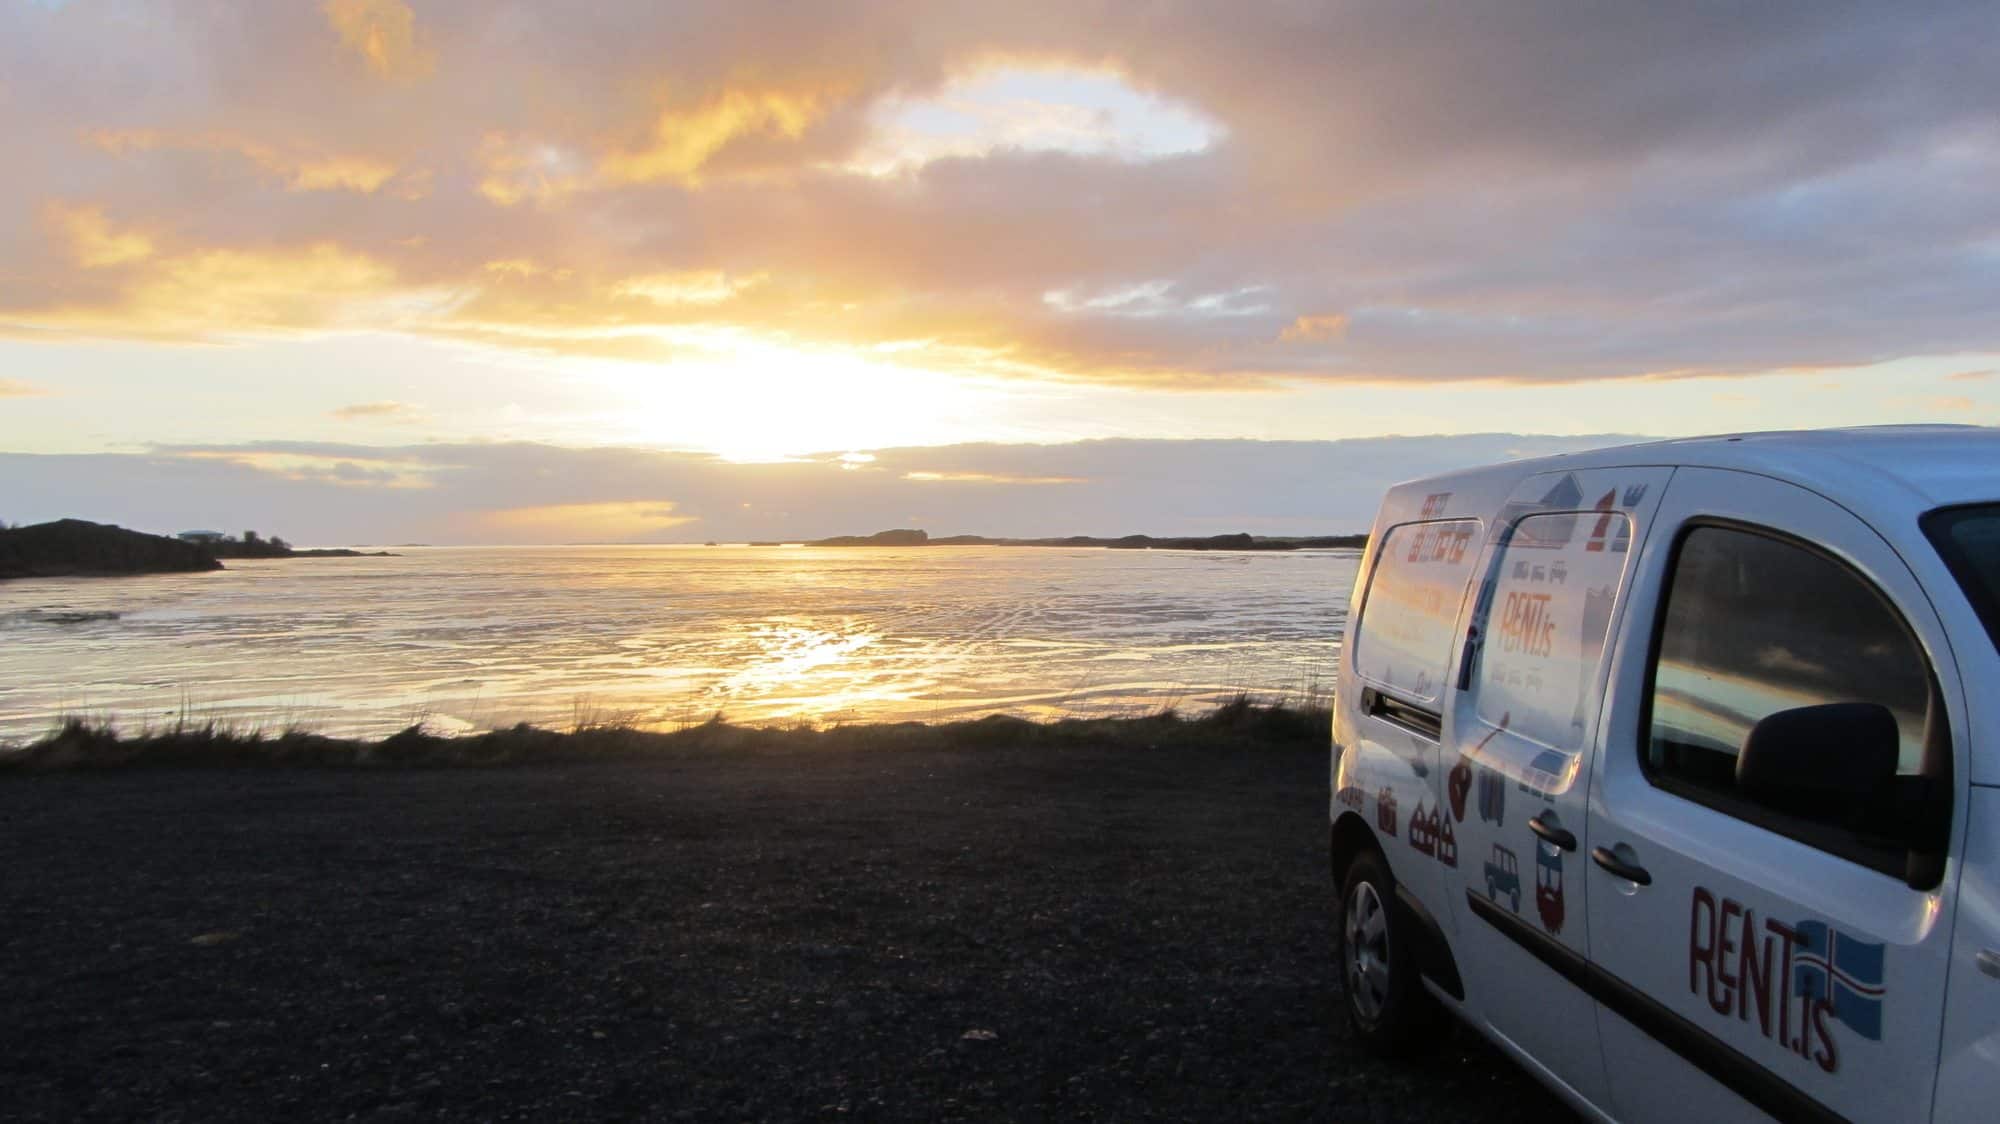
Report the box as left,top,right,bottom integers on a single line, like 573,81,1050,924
1420,491,1454,518
1336,785,1365,812
1436,810,1457,868
1447,754,1472,821
1793,921,1886,1043
1535,839,1565,935
1688,889,1875,1074
1408,800,1438,856
1483,845,1522,914
1476,766,1506,826
1470,714,1509,826
1375,786,1398,836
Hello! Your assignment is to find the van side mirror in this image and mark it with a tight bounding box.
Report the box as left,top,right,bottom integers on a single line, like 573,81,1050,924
1736,703,1898,822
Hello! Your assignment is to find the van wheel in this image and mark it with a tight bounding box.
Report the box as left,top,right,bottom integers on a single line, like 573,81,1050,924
1339,850,1441,1055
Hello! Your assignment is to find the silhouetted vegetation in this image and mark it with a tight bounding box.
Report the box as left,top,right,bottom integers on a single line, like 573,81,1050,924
0,698,1331,771
0,519,224,580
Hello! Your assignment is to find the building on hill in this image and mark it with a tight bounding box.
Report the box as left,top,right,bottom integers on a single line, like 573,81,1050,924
176,530,227,544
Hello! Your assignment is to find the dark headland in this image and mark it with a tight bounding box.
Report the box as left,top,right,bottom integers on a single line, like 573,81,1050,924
0,519,391,580
805,528,1368,550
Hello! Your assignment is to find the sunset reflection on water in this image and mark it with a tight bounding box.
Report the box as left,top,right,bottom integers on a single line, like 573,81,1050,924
0,545,1355,742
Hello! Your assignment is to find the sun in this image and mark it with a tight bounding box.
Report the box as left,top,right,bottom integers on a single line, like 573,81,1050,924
587,333,1027,462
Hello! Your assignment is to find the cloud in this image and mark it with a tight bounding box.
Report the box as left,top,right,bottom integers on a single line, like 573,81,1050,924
21,240,402,339
321,0,432,81
0,433,1642,544
1946,369,1995,382
1279,313,1347,343
0,378,49,398
45,203,153,267
2,2,1999,388
330,400,416,420
468,500,695,542
87,129,400,194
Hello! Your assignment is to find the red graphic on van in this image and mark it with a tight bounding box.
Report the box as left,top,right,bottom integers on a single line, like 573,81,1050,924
1447,755,1473,821
1535,842,1565,934
1336,786,1366,812
1376,787,1398,836
1408,801,1438,856
1437,811,1457,868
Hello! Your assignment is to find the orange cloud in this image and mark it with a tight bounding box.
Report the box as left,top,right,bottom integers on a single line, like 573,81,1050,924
1279,313,1347,343
601,88,837,187
0,379,50,398
22,242,402,340
322,0,433,80
903,471,1085,485
472,501,695,541
46,203,154,268
330,400,417,420
88,129,400,194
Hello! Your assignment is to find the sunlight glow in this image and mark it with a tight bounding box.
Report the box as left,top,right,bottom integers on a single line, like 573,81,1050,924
586,333,1022,462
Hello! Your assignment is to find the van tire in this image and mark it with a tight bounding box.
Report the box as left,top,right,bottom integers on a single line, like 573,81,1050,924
1338,850,1442,1055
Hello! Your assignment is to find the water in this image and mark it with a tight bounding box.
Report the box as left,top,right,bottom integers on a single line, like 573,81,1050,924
0,545,1358,743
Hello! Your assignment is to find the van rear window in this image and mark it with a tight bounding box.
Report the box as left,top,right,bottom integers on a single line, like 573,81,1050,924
1350,520,1481,704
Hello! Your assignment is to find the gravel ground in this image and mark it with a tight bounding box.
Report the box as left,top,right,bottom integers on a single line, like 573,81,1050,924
1,740,1570,1122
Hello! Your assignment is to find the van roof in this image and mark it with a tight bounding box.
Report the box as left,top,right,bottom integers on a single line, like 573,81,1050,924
1398,425,1999,514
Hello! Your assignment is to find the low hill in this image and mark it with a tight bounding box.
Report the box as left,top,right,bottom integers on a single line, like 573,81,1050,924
0,520,226,580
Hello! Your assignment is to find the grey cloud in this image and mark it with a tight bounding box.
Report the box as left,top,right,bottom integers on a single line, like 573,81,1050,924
3,2,1998,383
3,434,1641,544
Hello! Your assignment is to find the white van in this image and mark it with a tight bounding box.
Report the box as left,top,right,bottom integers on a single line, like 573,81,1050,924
1329,427,2000,1124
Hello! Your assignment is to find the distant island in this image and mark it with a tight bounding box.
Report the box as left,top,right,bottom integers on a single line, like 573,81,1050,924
0,520,393,581
800,528,1369,551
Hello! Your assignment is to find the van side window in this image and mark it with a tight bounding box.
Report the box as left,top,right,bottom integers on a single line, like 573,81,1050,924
1644,525,1938,872
1475,511,1634,752
1351,519,1481,706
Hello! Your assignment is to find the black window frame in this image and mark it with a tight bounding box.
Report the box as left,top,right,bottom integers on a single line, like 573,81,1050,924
1920,502,2000,656
1347,517,1482,742
1636,518,1952,886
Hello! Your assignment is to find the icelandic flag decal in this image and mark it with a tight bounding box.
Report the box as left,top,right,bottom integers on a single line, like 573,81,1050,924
1792,921,1887,1041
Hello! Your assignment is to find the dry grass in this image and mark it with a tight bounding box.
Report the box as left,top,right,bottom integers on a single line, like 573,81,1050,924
0,695,1331,772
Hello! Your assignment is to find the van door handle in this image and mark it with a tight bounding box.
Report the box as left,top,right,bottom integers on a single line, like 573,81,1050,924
1591,845,1653,886
1527,812,1576,852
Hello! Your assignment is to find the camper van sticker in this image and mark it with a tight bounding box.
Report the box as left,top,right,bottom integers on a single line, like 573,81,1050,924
1517,749,1568,800
1447,755,1473,821
1376,787,1399,836
1688,889,1884,1073
1336,785,1366,812
1420,491,1454,518
1483,844,1522,913
1535,842,1565,934
1408,801,1438,856
1436,811,1458,868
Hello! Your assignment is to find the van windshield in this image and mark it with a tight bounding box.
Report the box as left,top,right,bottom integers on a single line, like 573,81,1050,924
1923,504,2000,654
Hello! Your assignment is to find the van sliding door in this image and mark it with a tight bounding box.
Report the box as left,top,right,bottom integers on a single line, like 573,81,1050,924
1440,466,1671,1109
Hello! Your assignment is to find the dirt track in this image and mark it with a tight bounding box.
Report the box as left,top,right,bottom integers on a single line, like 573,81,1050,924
1,740,1567,1121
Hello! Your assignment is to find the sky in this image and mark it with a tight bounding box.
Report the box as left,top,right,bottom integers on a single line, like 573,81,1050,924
3,1,1998,542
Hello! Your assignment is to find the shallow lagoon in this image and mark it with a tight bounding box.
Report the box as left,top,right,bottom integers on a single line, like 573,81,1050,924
0,545,1357,742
